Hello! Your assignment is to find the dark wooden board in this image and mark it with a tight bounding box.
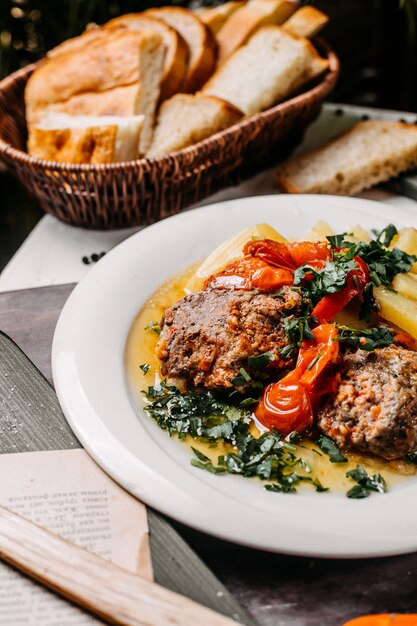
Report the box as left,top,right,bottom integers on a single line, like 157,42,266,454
2,285,417,626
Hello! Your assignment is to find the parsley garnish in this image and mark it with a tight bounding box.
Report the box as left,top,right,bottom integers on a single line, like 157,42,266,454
247,351,274,370
315,434,348,463
144,382,329,494
346,464,387,498
145,321,161,335
280,315,315,358
336,325,394,351
139,363,150,375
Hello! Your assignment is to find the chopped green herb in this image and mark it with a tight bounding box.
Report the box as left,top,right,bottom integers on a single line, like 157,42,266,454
346,464,387,498
139,363,150,375
405,451,417,465
144,320,161,335
239,367,251,382
373,224,398,247
247,351,274,370
144,383,330,494
336,325,394,351
312,477,329,492
315,434,348,463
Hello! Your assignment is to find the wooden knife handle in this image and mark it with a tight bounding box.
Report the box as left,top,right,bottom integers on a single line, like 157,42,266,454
0,504,239,626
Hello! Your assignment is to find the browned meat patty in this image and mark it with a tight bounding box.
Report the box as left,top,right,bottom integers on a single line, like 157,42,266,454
156,287,302,391
317,346,417,460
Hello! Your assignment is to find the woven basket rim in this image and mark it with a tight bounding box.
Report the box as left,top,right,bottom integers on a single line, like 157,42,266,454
0,38,339,173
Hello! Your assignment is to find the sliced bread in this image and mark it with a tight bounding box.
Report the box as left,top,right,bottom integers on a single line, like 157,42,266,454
26,31,165,154
196,2,246,34
202,26,325,117
47,25,111,59
282,6,329,38
26,30,161,113
146,7,217,92
28,113,144,163
105,13,188,100
147,93,242,157
216,0,298,64
275,121,417,195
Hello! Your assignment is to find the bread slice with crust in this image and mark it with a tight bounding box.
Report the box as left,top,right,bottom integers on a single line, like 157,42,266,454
146,7,217,92
28,112,144,163
105,13,188,100
47,25,112,59
216,0,298,64
26,30,162,113
203,26,327,116
196,2,246,34
26,31,165,154
147,93,242,157
282,5,329,38
275,121,417,195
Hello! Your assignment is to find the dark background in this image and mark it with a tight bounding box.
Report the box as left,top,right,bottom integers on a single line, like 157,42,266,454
1,0,417,271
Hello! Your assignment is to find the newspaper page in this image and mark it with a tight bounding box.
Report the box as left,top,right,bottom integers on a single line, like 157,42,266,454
0,448,153,625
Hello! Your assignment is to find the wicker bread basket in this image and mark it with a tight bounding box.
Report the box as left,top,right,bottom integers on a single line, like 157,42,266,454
0,41,338,229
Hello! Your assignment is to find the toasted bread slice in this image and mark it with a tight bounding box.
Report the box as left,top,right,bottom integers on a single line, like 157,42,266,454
146,7,217,92
196,2,246,34
203,26,325,116
105,13,188,100
276,121,417,195
147,93,242,157
28,113,144,163
282,6,329,38
216,0,298,64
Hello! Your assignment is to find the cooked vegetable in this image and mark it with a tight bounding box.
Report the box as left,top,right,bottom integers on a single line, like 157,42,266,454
392,272,417,301
342,616,417,626
185,223,287,293
255,324,339,434
374,286,417,340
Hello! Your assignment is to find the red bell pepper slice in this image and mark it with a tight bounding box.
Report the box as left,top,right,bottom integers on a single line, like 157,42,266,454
311,257,370,323
255,324,339,435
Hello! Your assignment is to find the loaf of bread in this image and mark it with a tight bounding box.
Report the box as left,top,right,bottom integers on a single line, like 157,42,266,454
146,7,217,92
28,113,144,164
276,121,417,195
203,26,328,116
147,94,242,157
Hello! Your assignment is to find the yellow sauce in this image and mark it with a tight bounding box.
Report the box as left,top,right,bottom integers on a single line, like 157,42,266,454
125,266,414,493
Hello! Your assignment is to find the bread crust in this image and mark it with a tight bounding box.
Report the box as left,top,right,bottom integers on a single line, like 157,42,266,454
198,1,246,34
146,7,217,92
282,6,329,38
216,0,298,64
27,84,140,127
28,125,117,164
105,14,188,99
25,30,162,110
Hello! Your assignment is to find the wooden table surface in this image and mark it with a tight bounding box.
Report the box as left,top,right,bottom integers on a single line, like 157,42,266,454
2,284,417,626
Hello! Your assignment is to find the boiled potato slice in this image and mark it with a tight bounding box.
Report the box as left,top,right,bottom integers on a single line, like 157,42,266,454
392,273,417,302
391,227,417,274
345,224,370,243
374,285,417,339
185,223,287,293
305,220,334,242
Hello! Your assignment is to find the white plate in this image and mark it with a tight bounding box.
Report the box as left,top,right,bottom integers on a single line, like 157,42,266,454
53,195,417,558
